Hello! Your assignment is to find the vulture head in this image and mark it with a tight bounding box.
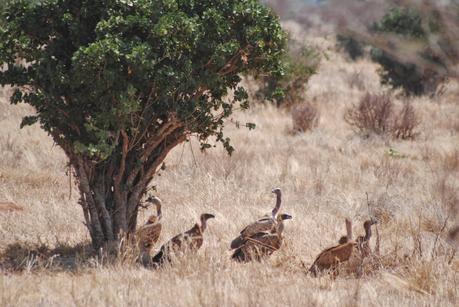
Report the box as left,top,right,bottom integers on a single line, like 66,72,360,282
200,213,216,231
271,188,282,197
271,188,282,218
361,218,378,241
146,195,162,221
278,213,292,220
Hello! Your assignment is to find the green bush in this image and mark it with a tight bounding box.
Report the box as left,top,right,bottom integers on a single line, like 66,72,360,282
370,7,446,96
0,0,285,249
371,7,425,38
336,34,364,61
254,39,319,108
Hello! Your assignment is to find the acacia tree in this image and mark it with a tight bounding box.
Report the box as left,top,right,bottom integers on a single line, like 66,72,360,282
0,0,285,249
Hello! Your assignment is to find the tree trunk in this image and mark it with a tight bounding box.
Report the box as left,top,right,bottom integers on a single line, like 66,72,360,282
68,128,186,250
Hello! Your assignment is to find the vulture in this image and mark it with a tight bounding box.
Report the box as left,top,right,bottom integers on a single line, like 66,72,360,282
151,213,215,266
356,218,377,257
231,213,293,262
308,240,357,277
308,218,377,277
136,196,163,266
230,188,282,249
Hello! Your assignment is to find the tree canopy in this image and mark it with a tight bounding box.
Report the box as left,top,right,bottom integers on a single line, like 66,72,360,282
0,0,285,157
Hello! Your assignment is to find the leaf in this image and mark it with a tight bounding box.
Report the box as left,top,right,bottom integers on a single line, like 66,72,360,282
20,115,38,128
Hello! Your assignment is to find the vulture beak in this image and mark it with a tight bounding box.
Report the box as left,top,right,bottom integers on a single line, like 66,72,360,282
280,213,293,220
146,195,162,205
203,213,216,220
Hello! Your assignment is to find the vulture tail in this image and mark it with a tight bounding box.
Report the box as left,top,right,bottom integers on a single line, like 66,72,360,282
152,249,167,266
230,236,246,249
231,248,248,262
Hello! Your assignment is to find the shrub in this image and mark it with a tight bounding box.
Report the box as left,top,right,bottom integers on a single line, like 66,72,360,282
345,93,393,136
391,102,420,140
369,7,447,96
336,34,364,61
345,93,420,139
291,103,319,133
0,0,285,249
255,39,319,108
371,7,425,38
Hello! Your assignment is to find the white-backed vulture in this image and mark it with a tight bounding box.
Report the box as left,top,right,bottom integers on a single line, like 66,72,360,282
308,241,358,277
136,196,163,265
151,213,215,266
356,219,377,257
230,188,282,249
231,213,293,262
309,218,377,277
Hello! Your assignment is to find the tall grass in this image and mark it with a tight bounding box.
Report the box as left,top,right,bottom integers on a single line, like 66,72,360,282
1,23,458,306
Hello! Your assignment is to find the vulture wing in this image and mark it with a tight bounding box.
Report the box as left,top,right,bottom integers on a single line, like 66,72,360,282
137,223,162,251
309,242,357,275
231,217,276,249
231,231,282,262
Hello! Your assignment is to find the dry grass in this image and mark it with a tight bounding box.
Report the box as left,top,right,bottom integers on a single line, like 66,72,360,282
1,27,459,306
290,103,319,133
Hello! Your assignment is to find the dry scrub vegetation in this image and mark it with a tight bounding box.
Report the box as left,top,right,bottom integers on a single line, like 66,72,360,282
1,27,459,306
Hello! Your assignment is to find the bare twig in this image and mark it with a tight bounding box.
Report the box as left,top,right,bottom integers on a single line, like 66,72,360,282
431,213,450,259
448,249,457,265
188,137,198,168
67,162,72,201
114,129,129,185
366,192,380,255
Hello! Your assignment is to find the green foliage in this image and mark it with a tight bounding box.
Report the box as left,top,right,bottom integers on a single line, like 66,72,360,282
370,7,446,96
0,0,286,159
336,34,364,61
0,2,5,26
255,39,319,107
371,7,425,38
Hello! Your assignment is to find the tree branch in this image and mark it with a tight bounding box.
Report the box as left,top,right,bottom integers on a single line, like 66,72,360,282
127,131,187,225
125,115,182,188
114,129,129,185
140,114,181,161
93,173,115,241
78,188,93,238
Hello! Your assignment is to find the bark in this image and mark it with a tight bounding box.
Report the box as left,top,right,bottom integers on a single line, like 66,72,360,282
74,158,106,249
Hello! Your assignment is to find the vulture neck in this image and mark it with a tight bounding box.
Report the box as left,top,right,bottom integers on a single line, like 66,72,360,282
345,219,353,240
200,217,208,233
364,223,372,241
271,194,282,218
277,220,285,236
156,204,162,221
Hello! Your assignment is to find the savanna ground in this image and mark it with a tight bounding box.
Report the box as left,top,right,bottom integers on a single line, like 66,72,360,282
1,22,459,306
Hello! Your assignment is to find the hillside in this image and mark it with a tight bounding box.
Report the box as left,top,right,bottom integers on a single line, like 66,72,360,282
1,31,459,306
